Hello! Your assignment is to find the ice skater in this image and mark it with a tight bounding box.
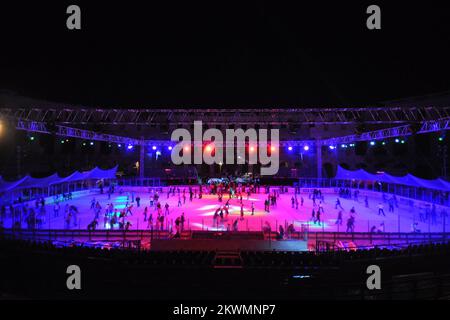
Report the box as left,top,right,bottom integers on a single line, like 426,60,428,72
335,198,344,210
378,203,385,216
335,210,343,225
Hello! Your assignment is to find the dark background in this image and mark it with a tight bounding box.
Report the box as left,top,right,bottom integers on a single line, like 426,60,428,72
1,1,450,107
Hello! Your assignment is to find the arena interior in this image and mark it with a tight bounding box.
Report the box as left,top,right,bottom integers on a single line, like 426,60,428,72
0,94,449,300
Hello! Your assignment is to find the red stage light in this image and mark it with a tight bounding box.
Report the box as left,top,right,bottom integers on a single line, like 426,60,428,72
205,144,213,152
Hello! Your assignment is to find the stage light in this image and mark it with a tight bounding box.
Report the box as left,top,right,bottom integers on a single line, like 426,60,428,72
370,141,375,146
382,141,386,146
152,146,157,150
108,144,112,148
288,146,293,151
270,146,276,152
205,144,214,152
401,140,405,144
341,144,347,148
82,142,86,146
90,142,94,146
118,144,122,148
439,136,444,142
127,144,133,150
184,145,190,152
30,136,35,141
395,139,400,143
349,143,355,147
249,146,255,152
329,145,335,150
60,140,65,144
303,145,309,151
168,146,173,151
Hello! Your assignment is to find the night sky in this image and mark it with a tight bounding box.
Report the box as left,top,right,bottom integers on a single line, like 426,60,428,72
1,1,450,107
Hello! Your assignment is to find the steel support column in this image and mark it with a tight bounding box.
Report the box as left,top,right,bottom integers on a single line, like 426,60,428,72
316,142,323,179
139,142,145,178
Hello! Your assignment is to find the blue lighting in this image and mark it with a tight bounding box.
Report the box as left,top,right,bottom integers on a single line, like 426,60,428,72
370,141,375,146
152,146,157,150
127,144,133,150
168,146,173,151
288,146,293,151
118,144,122,148
90,142,94,146
395,139,400,143
303,145,309,151
329,145,335,150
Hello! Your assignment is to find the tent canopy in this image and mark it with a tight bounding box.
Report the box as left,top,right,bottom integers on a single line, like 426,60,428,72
334,166,450,192
0,166,118,193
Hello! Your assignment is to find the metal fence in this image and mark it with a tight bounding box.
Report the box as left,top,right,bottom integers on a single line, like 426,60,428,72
296,178,450,206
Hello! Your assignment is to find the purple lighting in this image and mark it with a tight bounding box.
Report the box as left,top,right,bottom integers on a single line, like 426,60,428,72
288,146,293,151
152,146,157,150
303,145,309,151
127,144,133,150
168,146,173,151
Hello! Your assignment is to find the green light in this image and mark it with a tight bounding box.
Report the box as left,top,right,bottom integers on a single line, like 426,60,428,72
438,137,444,142
60,140,65,144
30,136,35,141
401,140,405,144
382,141,386,145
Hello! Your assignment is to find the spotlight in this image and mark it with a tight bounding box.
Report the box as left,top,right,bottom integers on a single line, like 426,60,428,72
90,142,94,146
168,146,173,151
439,136,444,142
270,146,276,152
30,136,35,141
395,139,400,143
249,146,255,152
370,141,375,146
82,142,86,146
382,141,386,146
205,144,214,152
127,144,133,150
118,144,122,148
303,145,309,151
288,146,293,151
329,145,335,150
401,140,405,144
60,140,65,144
152,146,157,150
184,146,190,152
341,144,347,148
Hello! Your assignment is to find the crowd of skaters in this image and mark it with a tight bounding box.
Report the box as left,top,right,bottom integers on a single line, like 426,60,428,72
2,180,448,236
